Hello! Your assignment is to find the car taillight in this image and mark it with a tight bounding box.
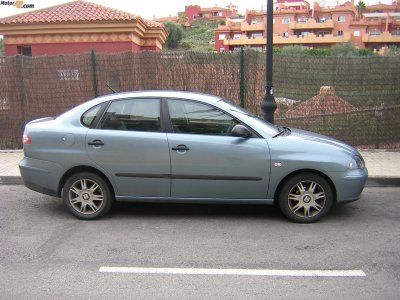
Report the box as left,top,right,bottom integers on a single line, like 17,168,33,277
23,133,31,145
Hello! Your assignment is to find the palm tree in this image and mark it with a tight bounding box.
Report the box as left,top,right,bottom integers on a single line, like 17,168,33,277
178,12,188,26
356,1,366,20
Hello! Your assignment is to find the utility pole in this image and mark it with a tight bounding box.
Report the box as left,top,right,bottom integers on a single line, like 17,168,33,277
261,0,277,123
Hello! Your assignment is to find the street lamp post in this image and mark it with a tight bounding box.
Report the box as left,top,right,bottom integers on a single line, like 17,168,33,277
261,0,277,123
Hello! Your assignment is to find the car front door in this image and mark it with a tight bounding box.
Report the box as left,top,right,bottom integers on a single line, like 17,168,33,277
86,98,171,198
166,98,270,200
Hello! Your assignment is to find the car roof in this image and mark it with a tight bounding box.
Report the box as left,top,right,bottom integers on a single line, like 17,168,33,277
95,90,222,105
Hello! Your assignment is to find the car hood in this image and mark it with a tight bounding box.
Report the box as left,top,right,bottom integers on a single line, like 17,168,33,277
288,128,358,156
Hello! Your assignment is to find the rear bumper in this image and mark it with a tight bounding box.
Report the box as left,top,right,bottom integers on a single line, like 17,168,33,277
332,168,368,204
19,157,64,197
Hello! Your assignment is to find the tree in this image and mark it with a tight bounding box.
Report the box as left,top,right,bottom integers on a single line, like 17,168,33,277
356,1,366,19
164,22,184,49
178,12,188,25
0,38,4,56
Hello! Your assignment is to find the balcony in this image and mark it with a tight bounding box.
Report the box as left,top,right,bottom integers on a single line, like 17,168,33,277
224,36,265,46
362,32,400,43
274,32,351,44
289,19,334,30
241,22,265,32
223,33,351,46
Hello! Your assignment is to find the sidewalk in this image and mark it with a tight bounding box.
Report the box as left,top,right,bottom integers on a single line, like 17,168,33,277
0,150,399,186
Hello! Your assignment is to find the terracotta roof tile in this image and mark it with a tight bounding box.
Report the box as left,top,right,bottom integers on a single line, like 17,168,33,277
0,0,163,28
286,86,357,117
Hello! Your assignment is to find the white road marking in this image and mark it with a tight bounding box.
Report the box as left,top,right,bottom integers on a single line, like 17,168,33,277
99,267,366,277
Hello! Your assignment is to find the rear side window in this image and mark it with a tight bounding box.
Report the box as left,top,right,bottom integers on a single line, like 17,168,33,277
100,98,161,132
81,104,102,127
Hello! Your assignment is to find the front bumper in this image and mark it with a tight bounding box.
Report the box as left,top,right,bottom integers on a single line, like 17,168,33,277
332,168,368,203
19,157,64,197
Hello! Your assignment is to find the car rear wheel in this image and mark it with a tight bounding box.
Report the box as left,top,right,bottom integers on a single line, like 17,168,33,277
278,173,333,223
62,172,113,220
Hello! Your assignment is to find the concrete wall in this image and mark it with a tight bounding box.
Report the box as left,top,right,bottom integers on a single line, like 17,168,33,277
4,41,148,56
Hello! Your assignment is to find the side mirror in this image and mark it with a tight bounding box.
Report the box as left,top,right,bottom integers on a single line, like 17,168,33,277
231,124,252,138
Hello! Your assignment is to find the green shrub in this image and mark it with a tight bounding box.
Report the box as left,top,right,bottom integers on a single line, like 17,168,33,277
383,45,400,57
181,41,194,50
331,42,359,57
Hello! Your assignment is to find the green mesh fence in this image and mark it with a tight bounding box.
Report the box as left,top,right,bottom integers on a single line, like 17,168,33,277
0,50,399,149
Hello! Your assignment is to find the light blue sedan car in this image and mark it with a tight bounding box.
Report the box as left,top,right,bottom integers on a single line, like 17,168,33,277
19,91,367,222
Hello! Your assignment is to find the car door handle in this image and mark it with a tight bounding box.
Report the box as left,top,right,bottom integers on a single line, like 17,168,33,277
88,139,104,146
172,145,189,151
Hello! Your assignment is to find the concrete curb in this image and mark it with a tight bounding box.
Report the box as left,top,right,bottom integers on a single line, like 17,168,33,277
1,176,399,187
0,176,23,185
366,177,400,188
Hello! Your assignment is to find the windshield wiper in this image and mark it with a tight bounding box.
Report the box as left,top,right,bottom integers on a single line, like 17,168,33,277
273,126,291,138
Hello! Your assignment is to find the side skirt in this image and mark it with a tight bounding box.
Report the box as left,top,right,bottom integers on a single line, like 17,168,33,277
115,196,274,205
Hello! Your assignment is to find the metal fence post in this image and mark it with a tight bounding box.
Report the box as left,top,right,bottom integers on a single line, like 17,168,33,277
90,50,99,98
375,103,384,149
239,47,245,108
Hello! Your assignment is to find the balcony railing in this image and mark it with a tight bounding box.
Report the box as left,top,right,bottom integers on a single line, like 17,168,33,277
224,36,266,46
362,31,400,43
223,32,351,46
241,22,265,31
274,32,351,44
289,19,334,30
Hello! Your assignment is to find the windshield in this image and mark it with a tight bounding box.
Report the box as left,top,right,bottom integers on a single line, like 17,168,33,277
218,98,281,135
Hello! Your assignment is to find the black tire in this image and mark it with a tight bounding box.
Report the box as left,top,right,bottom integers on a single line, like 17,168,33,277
278,173,334,223
62,172,113,220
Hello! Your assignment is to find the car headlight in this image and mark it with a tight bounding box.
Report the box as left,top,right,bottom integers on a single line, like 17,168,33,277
349,155,365,170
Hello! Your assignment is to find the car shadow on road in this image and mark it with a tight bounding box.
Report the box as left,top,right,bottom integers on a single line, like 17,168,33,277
110,201,284,221
38,195,360,223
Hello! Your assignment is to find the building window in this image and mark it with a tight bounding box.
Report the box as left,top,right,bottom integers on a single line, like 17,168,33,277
250,33,263,39
283,32,289,38
17,46,32,56
353,30,360,37
233,33,242,40
282,18,290,24
219,34,226,41
220,47,225,52
273,18,275,24
251,18,263,24
337,15,345,22
297,18,307,23
369,30,381,36
337,30,343,36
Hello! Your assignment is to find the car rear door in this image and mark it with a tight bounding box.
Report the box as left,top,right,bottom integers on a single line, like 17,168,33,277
85,98,171,198
165,98,270,200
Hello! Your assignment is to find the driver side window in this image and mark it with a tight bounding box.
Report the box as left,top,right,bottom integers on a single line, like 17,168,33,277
168,99,239,136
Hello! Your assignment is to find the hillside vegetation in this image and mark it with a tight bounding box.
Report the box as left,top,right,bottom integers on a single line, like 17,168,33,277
165,20,218,52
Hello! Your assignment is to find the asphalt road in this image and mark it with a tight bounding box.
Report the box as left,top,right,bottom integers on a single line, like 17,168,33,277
0,185,399,299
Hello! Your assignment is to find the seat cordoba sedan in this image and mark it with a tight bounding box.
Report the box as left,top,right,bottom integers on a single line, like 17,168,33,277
20,91,367,222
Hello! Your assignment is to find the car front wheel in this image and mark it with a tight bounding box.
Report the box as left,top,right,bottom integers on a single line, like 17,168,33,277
62,172,113,220
278,173,334,223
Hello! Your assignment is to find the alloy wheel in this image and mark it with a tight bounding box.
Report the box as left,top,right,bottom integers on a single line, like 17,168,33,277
287,180,326,218
68,179,104,215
